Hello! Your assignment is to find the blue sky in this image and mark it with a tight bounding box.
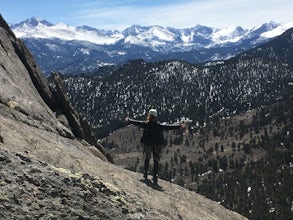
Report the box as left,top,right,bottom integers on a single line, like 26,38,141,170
0,0,292,30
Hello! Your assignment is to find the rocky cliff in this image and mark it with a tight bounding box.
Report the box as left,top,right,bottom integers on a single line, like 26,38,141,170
0,14,247,219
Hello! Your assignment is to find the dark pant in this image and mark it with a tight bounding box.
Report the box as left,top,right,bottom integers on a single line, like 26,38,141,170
143,145,160,181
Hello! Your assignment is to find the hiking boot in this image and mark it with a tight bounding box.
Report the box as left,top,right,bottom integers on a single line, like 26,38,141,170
152,176,158,184
143,173,148,180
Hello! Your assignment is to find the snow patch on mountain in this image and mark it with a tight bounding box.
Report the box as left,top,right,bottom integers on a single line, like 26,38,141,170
180,32,194,44
13,18,124,45
261,22,293,38
147,26,175,41
123,26,175,49
124,35,148,47
207,26,245,47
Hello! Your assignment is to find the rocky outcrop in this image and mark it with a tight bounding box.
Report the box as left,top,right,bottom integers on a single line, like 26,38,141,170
0,15,57,111
52,72,112,162
52,72,96,144
0,14,109,161
0,149,126,219
13,35,58,111
0,17,64,136
0,14,247,219
0,147,247,220
0,126,3,143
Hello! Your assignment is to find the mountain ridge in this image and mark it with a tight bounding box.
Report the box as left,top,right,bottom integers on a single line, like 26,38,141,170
12,17,292,49
11,17,293,74
235,27,293,65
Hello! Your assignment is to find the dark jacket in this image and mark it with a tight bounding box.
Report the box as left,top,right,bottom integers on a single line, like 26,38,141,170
128,119,181,146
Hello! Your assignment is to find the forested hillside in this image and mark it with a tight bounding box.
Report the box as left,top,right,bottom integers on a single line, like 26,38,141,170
60,56,292,138
196,87,293,219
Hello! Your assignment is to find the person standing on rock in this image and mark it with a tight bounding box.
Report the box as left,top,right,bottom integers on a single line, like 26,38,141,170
126,109,184,184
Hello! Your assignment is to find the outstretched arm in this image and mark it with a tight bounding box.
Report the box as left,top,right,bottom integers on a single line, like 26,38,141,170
160,122,184,130
126,118,146,128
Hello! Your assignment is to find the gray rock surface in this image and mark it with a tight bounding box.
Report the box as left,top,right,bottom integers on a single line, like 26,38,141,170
52,72,111,161
0,14,247,219
0,15,71,139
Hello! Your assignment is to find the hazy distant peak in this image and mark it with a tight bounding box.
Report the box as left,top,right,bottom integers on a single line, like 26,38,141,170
12,17,53,28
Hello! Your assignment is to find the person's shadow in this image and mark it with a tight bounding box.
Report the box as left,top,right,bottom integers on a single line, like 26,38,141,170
139,179,164,191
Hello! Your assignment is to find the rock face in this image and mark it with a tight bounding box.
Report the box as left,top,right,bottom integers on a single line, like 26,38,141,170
51,72,112,161
0,13,109,161
0,14,247,219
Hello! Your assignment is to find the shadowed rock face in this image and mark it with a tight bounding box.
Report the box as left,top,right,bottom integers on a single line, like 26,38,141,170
0,14,247,219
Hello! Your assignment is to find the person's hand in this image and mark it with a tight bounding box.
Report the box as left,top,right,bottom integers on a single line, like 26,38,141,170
125,117,130,123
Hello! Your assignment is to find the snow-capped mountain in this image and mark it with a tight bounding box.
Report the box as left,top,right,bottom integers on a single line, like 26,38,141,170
12,17,123,45
11,17,293,75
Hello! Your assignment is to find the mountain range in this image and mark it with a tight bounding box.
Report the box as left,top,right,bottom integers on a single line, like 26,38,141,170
11,17,293,75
